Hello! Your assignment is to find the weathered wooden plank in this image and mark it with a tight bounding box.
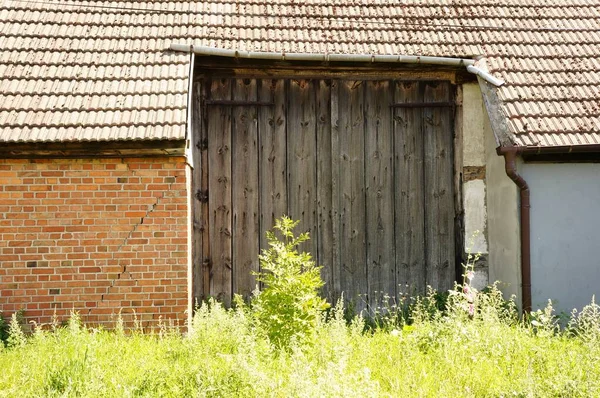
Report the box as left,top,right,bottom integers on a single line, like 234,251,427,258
453,85,465,282
287,79,318,257
423,81,455,292
191,81,205,305
315,79,334,302
364,80,395,306
199,65,459,83
330,80,342,302
200,83,211,302
394,80,426,296
232,79,260,298
258,79,287,253
207,78,233,305
338,80,367,308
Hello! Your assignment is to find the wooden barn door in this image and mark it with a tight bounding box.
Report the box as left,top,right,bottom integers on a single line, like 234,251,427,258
192,77,456,308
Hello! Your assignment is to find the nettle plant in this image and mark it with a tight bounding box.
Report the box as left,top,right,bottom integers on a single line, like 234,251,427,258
252,216,329,349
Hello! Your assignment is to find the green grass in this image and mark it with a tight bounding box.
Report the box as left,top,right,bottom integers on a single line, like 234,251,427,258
1,290,600,398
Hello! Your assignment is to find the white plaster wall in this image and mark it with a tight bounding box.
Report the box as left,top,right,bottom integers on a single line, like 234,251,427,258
522,163,600,314
484,111,522,306
464,179,488,253
462,83,488,256
462,83,489,290
462,83,486,167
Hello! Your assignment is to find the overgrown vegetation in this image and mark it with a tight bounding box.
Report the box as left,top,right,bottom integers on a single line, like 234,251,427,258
1,218,600,397
252,216,329,348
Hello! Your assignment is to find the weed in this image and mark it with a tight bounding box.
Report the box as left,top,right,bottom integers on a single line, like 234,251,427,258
7,312,26,348
568,295,600,342
251,216,329,349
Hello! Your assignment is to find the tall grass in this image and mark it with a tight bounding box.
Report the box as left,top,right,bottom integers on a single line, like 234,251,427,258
1,289,600,397
2,219,599,397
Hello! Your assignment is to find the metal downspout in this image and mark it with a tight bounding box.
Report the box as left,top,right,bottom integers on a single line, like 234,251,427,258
497,147,531,313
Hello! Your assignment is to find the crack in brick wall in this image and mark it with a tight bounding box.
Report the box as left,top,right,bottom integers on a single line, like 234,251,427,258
101,178,178,305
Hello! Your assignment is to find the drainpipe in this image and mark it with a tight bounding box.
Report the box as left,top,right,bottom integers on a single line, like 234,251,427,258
496,146,531,313
169,44,505,87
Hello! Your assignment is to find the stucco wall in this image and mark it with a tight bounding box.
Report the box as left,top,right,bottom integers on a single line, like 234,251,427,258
522,163,600,314
483,105,522,306
462,84,488,252
462,83,489,289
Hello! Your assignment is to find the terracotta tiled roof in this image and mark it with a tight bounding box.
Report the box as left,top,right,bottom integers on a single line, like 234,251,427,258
1,0,599,146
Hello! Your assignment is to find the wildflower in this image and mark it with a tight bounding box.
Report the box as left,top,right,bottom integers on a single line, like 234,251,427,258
468,303,475,317
466,270,475,282
463,284,474,304
390,329,400,337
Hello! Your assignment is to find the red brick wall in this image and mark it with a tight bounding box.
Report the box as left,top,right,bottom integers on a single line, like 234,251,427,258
0,157,189,329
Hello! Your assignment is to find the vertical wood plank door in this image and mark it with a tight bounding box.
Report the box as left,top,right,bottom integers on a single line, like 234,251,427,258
195,77,456,310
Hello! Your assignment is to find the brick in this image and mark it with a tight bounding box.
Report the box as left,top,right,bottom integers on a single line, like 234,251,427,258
0,158,188,329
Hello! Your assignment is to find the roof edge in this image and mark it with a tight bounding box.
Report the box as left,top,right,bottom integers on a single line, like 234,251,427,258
498,143,600,155
0,139,186,159
476,63,514,147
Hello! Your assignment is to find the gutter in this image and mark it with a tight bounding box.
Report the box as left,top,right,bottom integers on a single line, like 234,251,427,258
169,44,505,87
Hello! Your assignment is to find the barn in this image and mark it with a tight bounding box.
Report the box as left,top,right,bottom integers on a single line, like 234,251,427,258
1,0,599,327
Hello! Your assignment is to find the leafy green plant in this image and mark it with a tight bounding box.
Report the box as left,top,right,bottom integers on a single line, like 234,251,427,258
251,216,330,349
